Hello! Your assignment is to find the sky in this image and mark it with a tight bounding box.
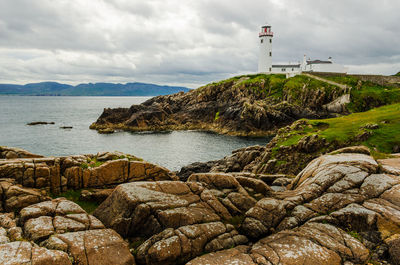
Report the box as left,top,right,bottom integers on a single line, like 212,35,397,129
0,0,399,88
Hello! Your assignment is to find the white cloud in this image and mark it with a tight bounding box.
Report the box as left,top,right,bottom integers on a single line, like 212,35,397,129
0,0,399,88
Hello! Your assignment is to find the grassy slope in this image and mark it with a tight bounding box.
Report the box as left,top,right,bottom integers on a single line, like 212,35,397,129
315,74,400,112
277,103,400,155
205,73,343,102
207,73,400,113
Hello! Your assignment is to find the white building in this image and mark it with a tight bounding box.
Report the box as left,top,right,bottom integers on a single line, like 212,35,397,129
258,24,347,76
258,25,273,73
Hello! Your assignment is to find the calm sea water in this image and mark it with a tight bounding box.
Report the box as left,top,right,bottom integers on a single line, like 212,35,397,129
0,96,270,171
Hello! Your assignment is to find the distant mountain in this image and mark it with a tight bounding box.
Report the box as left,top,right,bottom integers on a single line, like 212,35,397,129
395,72,400,76
0,82,190,96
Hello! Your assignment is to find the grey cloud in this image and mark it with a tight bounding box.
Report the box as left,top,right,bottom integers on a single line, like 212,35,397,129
0,0,399,87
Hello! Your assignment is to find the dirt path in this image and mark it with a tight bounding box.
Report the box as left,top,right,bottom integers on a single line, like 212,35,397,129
302,73,349,90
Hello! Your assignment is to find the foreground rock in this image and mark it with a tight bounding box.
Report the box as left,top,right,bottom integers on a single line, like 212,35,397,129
0,149,177,194
239,152,399,263
188,222,369,265
0,198,135,265
90,74,348,136
94,181,247,264
2,146,400,264
187,172,271,215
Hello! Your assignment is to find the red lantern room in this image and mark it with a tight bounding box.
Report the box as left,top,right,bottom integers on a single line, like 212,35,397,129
259,25,273,37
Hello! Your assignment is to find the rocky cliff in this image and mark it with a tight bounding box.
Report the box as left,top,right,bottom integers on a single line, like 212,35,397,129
90,74,349,136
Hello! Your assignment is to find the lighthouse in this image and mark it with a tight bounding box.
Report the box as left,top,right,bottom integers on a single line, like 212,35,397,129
258,24,273,73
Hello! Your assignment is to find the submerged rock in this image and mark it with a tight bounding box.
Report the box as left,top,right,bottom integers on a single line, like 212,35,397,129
27,121,55,125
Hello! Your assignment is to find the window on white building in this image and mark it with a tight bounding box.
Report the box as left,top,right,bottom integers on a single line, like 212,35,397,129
261,39,263,43
269,52,272,57
269,39,272,43
282,68,286,72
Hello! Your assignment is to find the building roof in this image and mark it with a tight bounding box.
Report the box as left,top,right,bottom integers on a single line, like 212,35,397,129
307,60,332,65
272,64,301,68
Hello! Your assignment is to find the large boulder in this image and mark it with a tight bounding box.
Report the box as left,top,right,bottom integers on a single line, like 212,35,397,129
136,222,247,265
93,181,247,264
0,198,135,265
93,181,232,238
187,222,369,265
187,173,271,215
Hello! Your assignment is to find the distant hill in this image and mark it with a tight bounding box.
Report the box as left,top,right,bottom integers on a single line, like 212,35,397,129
395,72,400,76
0,82,190,96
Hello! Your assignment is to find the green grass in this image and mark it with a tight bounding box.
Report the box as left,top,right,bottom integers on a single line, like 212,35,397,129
348,84,400,112
311,73,400,112
53,189,99,214
201,73,399,117
277,103,400,154
129,238,146,256
214,111,220,121
347,230,362,241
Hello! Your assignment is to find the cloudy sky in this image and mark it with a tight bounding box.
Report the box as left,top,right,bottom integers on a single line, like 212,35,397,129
0,0,399,88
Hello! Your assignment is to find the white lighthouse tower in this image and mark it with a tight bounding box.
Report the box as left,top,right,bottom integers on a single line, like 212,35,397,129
258,24,273,73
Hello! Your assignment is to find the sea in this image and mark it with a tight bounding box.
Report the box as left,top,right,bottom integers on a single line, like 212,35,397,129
0,96,271,171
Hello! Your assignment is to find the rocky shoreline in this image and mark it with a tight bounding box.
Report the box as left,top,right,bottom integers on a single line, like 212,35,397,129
1,145,399,264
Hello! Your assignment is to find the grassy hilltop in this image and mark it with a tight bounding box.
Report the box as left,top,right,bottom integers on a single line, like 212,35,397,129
276,103,400,156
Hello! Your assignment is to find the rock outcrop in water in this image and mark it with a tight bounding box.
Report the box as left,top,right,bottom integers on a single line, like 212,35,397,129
90,74,349,136
1,146,400,264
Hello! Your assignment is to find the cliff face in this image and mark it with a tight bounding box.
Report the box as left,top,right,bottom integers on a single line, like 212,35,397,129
90,74,348,136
